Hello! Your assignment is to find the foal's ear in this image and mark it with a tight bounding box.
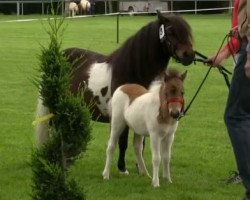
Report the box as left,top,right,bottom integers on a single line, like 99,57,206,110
180,70,187,81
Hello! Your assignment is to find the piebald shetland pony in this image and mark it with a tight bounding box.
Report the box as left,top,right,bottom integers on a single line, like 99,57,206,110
102,69,186,187
36,11,194,173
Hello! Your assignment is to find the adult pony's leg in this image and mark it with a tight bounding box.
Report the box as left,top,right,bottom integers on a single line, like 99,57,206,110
133,134,150,178
35,99,49,145
117,126,129,174
161,133,175,183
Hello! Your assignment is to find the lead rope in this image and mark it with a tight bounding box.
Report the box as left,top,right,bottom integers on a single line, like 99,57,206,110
177,34,231,121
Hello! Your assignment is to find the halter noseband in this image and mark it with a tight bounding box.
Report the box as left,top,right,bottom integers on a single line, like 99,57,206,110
167,97,185,113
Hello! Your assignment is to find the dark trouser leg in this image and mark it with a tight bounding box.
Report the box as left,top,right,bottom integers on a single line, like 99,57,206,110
225,119,250,198
118,126,129,172
224,42,250,198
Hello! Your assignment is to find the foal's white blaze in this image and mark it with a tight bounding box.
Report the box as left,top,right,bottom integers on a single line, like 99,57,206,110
88,62,112,116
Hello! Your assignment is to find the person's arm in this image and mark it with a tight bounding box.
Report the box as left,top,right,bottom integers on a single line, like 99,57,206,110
206,0,240,67
229,0,240,54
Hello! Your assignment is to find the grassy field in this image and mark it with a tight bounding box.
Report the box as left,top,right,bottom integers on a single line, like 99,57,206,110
0,14,245,200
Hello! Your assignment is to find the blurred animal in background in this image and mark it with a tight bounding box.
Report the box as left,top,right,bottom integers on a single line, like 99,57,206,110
69,2,79,17
79,0,91,15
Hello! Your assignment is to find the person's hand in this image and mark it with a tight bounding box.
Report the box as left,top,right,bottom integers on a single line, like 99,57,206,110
245,54,250,78
206,50,229,67
229,26,239,39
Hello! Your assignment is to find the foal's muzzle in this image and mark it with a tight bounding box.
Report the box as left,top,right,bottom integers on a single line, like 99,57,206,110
167,97,184,120
170,111,181,119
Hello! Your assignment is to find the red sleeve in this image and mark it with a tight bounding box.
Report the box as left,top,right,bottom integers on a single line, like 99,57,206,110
227,0,240,54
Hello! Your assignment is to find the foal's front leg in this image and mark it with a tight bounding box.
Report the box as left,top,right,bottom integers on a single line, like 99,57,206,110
161,133,175,183
133,134,150,178
150,134,161,187
103,121,126,180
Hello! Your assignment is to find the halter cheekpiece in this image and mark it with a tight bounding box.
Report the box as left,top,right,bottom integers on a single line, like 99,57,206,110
159,24,179,61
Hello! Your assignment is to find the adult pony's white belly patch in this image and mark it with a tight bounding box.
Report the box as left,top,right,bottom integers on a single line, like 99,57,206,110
88,62,112,116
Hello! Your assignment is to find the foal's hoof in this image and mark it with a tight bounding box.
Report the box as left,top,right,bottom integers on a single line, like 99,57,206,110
163,176,172,183
102,171,110,180
103,175,109,180
152,182,160,187
152,178,160,187
146,173,152,179
119,169,129,175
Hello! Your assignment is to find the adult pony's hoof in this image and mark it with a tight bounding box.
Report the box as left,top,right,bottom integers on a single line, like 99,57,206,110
119,169,129,175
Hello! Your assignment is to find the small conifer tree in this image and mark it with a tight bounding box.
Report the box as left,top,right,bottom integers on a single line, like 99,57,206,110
31,16,91,200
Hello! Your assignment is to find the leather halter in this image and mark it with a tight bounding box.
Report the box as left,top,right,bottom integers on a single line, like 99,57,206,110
159,24,179,61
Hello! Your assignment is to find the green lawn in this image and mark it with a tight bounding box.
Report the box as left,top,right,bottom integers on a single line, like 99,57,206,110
0,14,244,200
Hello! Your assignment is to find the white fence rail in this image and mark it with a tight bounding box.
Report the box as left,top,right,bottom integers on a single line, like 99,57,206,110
0,0,233,16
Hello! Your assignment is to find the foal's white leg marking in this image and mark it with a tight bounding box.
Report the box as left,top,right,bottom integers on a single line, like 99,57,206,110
161,133,175,183
133,135,151,178
150,134,161,187
35,98,49,145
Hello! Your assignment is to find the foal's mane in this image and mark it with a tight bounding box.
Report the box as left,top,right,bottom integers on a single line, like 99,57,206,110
165,69,183,80
106,14,192,91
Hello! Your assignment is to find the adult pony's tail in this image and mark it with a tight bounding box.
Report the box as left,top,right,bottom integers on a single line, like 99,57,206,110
35,98,50,145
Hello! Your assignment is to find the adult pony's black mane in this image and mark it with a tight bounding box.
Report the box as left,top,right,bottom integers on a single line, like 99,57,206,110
107,20,164,90
107,14,193,91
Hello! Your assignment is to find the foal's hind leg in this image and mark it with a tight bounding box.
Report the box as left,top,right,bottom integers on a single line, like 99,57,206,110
103,120,126,180
117,126,129,174
133,135,150,178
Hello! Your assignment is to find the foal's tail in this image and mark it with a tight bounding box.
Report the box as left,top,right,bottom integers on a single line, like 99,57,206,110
35,98,50,145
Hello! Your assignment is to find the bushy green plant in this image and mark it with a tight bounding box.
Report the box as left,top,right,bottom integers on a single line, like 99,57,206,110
31,16,91,200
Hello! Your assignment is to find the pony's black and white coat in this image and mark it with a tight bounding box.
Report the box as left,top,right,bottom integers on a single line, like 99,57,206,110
36,11,194,173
